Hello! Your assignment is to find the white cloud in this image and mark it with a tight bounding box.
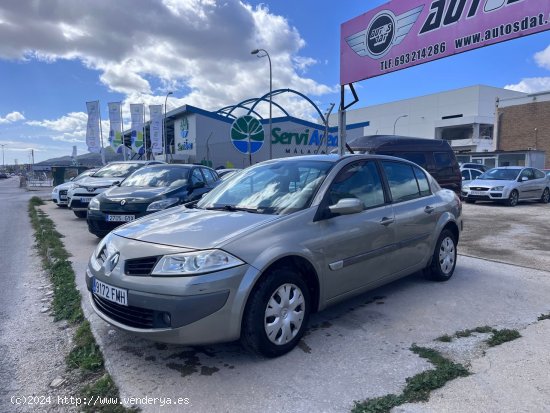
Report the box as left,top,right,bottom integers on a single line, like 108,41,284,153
0,111,25,124
0,0,332,118
27,112,87,132
534,45,550,70
504,77,550,93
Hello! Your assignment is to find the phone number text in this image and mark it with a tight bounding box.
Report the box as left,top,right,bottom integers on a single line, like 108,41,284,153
380,42,447,71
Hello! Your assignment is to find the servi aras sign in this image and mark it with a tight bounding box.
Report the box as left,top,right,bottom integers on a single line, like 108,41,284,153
341,0,550,84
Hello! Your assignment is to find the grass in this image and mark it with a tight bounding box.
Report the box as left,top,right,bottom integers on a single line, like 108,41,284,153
28,197,136,412
436,325,495,342
352,346,469,413
486,329,521,347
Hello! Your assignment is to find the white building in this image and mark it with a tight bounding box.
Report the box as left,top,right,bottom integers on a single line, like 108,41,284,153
341,85,526,153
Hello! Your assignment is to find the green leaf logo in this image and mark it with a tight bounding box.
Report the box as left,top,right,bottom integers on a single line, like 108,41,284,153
230,115,265,154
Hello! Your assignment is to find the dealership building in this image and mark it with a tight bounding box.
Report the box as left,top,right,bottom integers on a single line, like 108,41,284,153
154,84,548,170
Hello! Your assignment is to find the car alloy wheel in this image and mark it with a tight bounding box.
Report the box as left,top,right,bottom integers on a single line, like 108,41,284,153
438,236,455,276
541,188,550,204
264,283,305,346
507,190,518,207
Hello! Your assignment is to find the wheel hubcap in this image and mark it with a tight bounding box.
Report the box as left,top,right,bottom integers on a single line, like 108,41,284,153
439,237,455,275
511,192,518,205
264,283,305,345
543,190,549,202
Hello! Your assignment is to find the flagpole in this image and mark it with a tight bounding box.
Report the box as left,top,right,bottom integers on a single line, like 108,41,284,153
143,105,147,160
98,101,106,165
120,102,127,161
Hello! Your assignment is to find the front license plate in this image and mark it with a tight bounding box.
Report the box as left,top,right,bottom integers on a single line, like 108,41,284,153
470,190,486,196
107,215,135,222
80,197,92,203
93,278,127,306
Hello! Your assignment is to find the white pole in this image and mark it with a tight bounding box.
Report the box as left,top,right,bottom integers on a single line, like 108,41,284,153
120,102,127,161
98,101,106,165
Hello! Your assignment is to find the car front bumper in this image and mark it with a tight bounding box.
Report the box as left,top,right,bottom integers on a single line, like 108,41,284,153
85,235,260,345
461,189,508,201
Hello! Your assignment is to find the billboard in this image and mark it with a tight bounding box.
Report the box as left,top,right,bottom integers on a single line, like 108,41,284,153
341,0,550,84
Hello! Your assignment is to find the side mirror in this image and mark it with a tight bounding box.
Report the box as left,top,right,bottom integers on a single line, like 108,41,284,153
112,181,121,186
462,176,466,181
520,176,528,182
192,181,206,190
328,198,364,215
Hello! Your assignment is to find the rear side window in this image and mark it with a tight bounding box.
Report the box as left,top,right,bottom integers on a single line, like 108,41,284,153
534,169,545,179
396,152,428,169
413,166,431,196
433,152,456,177
382,161,428,203
201,168,218,184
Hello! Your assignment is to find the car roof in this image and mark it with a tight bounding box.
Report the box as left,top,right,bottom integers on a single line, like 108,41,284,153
348,135,452,150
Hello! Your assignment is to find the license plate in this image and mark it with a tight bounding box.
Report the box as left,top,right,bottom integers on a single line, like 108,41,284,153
93,278,127,306
80,197,92,203
107,215,135,222
470,190,486,196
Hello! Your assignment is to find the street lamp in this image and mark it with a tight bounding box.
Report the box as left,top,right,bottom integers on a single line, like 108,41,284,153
251,48,272,159
0,144,6,170
164,91,173,160
393,114,408,135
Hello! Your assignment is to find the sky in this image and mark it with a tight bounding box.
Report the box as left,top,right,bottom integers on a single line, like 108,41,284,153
1,0,550,165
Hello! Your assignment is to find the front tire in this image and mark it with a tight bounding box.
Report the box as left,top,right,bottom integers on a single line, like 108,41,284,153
241,268,310,358
540,188,550,204
426,229,457,282
506,190,519,207
73,210,87,218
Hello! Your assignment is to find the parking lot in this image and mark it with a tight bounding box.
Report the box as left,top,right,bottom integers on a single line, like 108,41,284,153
38,198,550,412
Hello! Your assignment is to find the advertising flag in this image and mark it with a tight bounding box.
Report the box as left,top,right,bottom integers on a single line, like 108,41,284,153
108,102,124,153
85,101,101,153
149,105,163,154
130,104,145,154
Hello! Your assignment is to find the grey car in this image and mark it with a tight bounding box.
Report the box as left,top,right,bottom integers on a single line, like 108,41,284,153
86,154,463,357
462,166,550,206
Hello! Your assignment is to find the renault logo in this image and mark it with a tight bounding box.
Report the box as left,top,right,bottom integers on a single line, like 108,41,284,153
104,252,120,275
120,200,126,206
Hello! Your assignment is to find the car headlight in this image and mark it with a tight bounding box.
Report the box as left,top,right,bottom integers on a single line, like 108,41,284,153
152,249,244,276
53,187,59,193
491,186,504,191
147,197,179,211
88,197,100,210
463,185,470,191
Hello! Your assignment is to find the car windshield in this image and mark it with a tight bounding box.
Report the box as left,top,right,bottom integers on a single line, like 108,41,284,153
73,170,96,181
478,168,521,181
122,166,190,188
197,159,333,215
92,163,144,178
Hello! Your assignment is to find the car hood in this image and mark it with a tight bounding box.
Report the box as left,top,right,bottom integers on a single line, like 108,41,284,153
467,179,514,188
113,207,279,249
54,181,78,191
102,186,172,201
77,176,122,188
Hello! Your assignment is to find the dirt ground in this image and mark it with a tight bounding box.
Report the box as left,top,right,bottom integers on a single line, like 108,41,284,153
458,200,550,271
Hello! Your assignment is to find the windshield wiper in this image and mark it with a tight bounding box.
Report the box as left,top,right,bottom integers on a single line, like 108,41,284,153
206,204,260,213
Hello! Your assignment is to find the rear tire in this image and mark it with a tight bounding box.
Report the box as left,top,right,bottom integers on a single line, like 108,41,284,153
540,188,550,204
425,229,457,282
73,210,87,218
506,190,519,207
241,268,310,358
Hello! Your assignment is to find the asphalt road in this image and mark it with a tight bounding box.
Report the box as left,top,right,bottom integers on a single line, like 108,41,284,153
0,179,74,412
38,198,550,412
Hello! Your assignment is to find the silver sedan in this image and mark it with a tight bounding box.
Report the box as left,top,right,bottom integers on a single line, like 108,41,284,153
462,166,550,206
86,154,462,357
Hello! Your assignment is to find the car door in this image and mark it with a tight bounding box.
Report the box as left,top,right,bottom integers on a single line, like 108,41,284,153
532,168,547,197
381,161,440,272
517,168,535,199
319,160,396,300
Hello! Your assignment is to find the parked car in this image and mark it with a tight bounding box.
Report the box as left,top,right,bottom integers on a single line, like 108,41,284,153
347,135,463,194
0,172,8,179
460,167,484,186
544,169,550,178
217,168,242,180
87,164,220,237
86,154,462,357
462,166,550,206
51,168,99,207
68,160,164,218
459,162,488,172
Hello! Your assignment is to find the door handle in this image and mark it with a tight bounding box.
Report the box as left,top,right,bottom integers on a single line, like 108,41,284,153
424,206,435,214
380,217,394,226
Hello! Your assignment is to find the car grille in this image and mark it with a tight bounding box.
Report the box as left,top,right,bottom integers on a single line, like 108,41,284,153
469,187,489,191
92,294,159,328
125,256,161,276
101,202,145,213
